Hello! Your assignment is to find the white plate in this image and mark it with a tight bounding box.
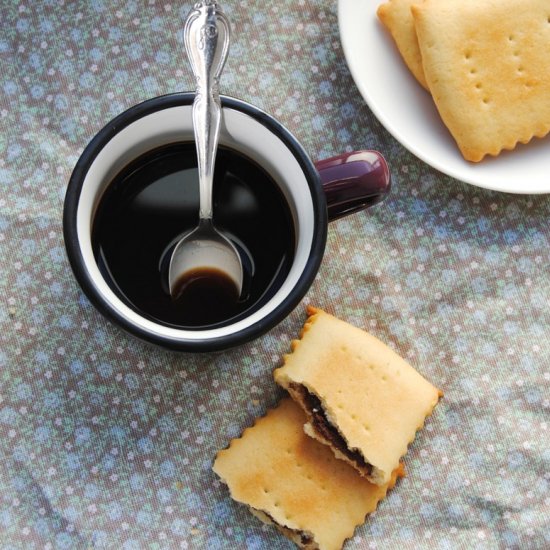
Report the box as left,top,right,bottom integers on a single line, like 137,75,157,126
338,0,550,194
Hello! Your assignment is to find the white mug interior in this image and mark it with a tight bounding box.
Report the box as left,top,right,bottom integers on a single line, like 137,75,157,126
75,100,317,344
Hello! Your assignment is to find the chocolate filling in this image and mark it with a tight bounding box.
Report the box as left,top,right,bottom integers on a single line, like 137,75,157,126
260,509,314,548
290,383,372,475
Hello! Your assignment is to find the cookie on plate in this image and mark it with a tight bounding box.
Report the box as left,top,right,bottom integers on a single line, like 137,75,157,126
213,398,404,550
274,307,441,486
412,0,550,161
377,0,428,89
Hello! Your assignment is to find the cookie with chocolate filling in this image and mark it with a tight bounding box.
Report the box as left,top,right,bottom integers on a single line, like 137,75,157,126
213,398,404,550
274,307,441,486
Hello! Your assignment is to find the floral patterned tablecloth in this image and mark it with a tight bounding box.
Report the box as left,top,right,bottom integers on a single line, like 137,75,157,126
1,1,549,549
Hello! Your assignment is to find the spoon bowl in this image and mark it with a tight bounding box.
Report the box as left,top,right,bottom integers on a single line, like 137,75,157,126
168,219,243,299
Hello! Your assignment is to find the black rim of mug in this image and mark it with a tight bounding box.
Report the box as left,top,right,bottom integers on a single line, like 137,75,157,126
63,92,327,352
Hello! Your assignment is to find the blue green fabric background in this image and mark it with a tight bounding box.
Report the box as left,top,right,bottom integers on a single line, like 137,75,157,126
0,1,549,549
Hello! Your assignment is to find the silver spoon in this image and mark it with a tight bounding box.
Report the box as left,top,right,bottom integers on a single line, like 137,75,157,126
168,1,243,299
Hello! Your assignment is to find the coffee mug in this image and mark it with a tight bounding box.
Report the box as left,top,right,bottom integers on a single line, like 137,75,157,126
63,93,390,352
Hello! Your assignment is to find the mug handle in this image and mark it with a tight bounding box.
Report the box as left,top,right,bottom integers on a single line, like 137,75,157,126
314,151,391,222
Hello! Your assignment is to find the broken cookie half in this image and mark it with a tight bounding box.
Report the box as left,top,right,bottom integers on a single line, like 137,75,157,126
274,307,442,486
213,398,403,550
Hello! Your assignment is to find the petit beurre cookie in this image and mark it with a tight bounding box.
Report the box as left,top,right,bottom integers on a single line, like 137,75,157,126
213,398,404,550
412,0,550,161
377,0,428,89
274,307,441,486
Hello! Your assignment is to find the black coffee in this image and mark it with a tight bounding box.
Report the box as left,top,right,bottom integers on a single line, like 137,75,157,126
92,143,295,328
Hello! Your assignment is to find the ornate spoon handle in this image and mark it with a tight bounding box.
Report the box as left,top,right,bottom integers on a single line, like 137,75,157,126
184,1,230,220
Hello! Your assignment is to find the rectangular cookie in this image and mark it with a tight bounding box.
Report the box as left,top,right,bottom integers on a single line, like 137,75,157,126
213,398,404,550
274,307,441,486
412,0,550,161
377,0,429,89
